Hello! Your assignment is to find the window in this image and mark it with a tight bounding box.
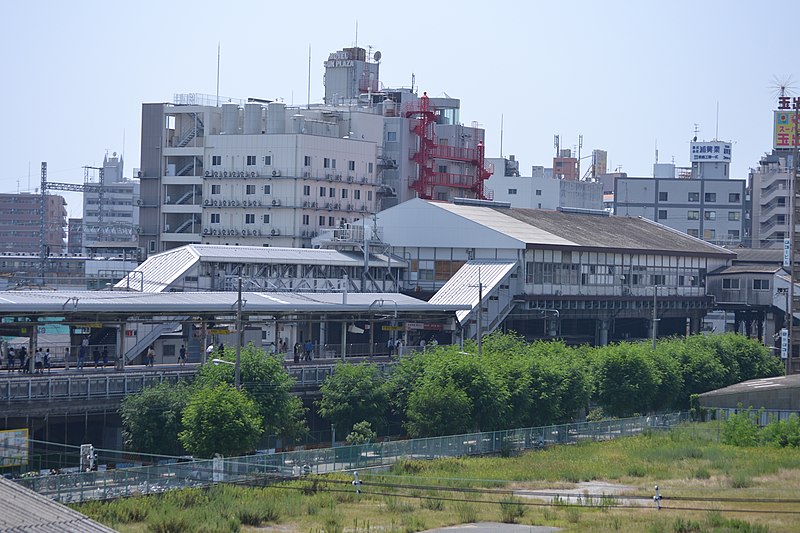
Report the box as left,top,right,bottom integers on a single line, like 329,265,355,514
348,160,356,171
341,189,348,199
535,189,542,196
264,155,272,165
211,213,220,223
263,185,271,195
728,211,740,221
508,188,518,195
304,155,312,166
387,131,397,142
753,279,770,290
729,229,740,239
212,155,221,166
687,228,699,237
245,214,255,224
246,155,256,165
687,210,699,220
658,191,668,201
729,192,741,202
319,216,325,226
722,278,740,289
329,187,335,197
704,210,716,220
303,185,311,196
367,191,373,201
262,214,271,224
688,192,699,202
323,158,330,169
658,209,667,220
368,162,374,173
353,190,361,200
438,164,448,173
302,214,309,225
703,228,716,240
331,159,337,169
705,192,716,202
211,184,220,195
246,185,256,195
320,187,327,197
328,216,335,226
778,197,787,206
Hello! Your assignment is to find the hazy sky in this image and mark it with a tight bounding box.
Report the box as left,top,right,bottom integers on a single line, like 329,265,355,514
1,1,795,217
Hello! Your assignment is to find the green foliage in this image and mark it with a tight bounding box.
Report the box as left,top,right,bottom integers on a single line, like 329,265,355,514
120,382,191,455
721,408,760,447
179,383,263,458
345,421,377,445
317,362,388,435
761,415,800,448
592,343,659,417
499,496,525,523
196,344,308,441
405,379,473,437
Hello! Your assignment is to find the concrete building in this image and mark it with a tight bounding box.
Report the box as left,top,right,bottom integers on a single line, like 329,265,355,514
748,151,791,249
82,152,140,256
138,46,492,257
487,156,602,210
375,198,733,345
614,140,746,246
0,193,67,254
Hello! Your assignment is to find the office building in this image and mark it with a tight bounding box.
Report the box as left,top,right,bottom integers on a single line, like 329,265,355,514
0,193,67,255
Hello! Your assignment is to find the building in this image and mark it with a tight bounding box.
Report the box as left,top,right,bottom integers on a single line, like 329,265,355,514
67,217,83,254
0,193,67,255
748,151,790,249
138,46,492,257
375,198,734,345
614,140,746,246
486,156,602,210
553,149,579,181
82,152,140,256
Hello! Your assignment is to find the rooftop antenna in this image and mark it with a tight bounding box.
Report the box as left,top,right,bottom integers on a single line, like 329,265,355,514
655,138,659,164
354,20,358,49
769,74,796,100
715,101,719,141
216,42,221,107
499,114,504,158
554,134,560,157
307,44,311,110
692,123,700,142
411,72,415,93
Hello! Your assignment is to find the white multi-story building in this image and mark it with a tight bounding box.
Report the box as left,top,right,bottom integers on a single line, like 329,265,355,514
748,151,791,249
138,46,492,256
82,152,140,256
486,156,602,210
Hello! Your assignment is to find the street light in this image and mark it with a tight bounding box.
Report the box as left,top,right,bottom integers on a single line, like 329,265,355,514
210,358,235,366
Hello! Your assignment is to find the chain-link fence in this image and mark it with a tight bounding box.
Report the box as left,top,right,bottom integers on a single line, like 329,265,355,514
16,412,690,503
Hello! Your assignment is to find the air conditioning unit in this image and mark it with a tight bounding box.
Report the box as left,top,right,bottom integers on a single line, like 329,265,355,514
347,175,354,182
256,200,262,206
310,201,317,207
213,171,220,177
136,199,142,206
334,203,340,209
223,200,229,206
335,174,342,181
303,171,311,178
272,170,281,177
326,174,334,180
204,199,211,206
270,228,279,236
325,202,331,209
213,200,219,206
256,229,262,236
205,170,211,177
223,171,229,178
222,229,228,236
212,229,219,236
239,171,246,177
303,201,309,207
203,228,210,235
360,177,367,183
273,199,281,206
347,204,352,211
301,230,308,237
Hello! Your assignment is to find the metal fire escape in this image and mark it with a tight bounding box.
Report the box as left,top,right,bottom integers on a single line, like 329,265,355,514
404,92,493,200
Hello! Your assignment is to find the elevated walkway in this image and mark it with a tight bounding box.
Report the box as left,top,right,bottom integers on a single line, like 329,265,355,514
429,260,518,339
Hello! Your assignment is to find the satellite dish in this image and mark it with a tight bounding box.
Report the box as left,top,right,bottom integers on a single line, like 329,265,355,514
373,50,382,62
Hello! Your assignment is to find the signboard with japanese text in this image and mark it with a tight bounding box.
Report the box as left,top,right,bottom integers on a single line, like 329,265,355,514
0,428,28,468
774,111,800,149
785,238,792,267
781,328,789,360
690,142,731,162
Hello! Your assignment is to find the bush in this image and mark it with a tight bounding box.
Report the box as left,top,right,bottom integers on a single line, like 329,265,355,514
721,408,760,447
761,414,800,448
455,501,478,523
500,496,525,523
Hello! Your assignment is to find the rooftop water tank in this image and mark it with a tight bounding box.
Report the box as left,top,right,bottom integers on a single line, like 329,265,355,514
221,102,240,134
244,103,262,135
266,102,286,134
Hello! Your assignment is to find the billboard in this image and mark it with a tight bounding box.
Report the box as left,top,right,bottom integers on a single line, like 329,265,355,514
690,142,731,162
774,111,800,149
0,428,28,468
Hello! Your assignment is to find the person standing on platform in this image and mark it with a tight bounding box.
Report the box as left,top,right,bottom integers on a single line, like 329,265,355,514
179,344,187,367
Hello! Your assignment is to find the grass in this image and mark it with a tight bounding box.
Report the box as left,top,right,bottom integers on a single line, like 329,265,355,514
76,423,800,532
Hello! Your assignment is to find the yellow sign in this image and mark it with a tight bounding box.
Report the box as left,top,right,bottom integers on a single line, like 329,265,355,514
774,111,799,149
209,328,230,335
75,322,103,329
0,428,28,468
381,325,403,331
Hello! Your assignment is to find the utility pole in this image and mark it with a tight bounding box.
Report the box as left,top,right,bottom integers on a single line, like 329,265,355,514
652,285,660,350
235,275,243,390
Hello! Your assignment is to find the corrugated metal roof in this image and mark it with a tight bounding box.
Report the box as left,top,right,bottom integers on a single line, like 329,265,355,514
428,202,733,256
709,265,782,275
726,247,783,264
0,291,468,315
429,260,518,323
0,476,117,532
116,245,404,293
699,374,800,398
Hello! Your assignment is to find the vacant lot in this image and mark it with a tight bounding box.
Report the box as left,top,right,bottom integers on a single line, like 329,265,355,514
78,423,800,532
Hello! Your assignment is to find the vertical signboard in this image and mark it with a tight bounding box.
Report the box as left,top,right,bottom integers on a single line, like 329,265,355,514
0,429,29,467
785,238,792,268
781,328,789,360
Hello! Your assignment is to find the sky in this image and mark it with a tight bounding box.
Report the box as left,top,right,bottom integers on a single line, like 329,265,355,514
1,0,795,217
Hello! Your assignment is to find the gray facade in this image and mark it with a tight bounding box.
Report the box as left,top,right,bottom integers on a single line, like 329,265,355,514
748,152,791,248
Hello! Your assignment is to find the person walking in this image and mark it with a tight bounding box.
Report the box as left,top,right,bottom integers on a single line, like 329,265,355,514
77,343,86,370
179,344,187,367
293,341,301,364
102,347,109,367
92,347,101,369
6,346,14,372
303,339,313,361
34,348,44,374
44,348,51,372
146,345,155,367
19,346,28,373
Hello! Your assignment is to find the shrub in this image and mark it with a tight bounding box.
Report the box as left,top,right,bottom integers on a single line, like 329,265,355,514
499,496,525,523
455,501,478,523
721,408,760,447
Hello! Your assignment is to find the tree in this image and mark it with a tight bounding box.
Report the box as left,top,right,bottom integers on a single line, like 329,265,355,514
197,344,307,441
406,380,473,437
592,344,658,417
317,363,388,435
179,383,263,458
120,381,191,455
345,421,377,445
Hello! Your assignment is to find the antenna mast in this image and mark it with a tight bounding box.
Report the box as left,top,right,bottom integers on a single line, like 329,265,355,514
216,43,221,107
307,44,312,110
499,114,504,158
